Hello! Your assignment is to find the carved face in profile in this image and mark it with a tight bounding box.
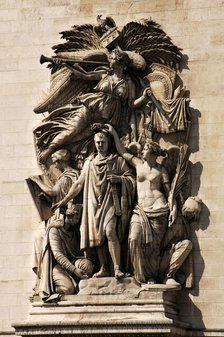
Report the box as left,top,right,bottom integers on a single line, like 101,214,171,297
142,141,166,162
94,132,110,156
51,149,70,170
142,144,155,161
142,143,159,161
108,49,131,70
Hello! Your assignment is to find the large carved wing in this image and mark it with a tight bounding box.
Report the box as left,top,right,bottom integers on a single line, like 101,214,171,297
118,19,182,70
34,23,108,114
52,23,104,55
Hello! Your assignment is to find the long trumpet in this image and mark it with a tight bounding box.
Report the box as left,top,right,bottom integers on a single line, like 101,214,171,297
40,54,109,66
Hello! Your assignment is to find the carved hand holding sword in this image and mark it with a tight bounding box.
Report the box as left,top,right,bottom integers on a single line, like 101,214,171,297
106,166,122,217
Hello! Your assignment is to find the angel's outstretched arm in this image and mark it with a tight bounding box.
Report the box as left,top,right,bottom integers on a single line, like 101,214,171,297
65,63,106,81
105,124,141,168
52,170,86,211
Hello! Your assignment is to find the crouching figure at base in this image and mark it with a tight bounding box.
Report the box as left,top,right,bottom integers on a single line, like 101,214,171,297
35,204,93,302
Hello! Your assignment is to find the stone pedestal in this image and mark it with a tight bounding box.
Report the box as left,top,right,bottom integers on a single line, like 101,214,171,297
13,278,190,337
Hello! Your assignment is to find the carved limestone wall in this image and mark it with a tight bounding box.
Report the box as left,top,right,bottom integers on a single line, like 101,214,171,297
0,1,224,336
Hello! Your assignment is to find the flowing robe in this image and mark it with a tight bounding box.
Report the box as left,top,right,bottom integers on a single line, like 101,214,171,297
33,167,80,300
80,153,136,250
37,223,82,301
52,168,80,204
34,74,130,153
129,204,169,283
151,97,190,134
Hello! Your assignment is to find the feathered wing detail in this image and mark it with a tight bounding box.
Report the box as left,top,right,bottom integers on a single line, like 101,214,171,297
35,18,183,114
118,19,182,69
34,68,95,114
169,144,190,209
53,24,103,53
34,24,108,114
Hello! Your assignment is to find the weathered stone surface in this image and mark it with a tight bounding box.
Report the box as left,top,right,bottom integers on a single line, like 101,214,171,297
78,277,181,297
1,1,224,336
13,286,189,337
79,276,141,296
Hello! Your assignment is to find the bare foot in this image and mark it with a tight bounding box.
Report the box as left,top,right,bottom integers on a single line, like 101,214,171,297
115,269,124,279
93,267,109,278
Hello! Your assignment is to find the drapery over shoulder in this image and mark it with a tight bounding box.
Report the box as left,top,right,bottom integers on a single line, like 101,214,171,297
53,168,79,203
80,154,136,250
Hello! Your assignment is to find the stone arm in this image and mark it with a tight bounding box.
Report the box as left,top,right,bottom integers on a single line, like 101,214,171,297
130,87,152,109
49,227,88,279
52,167,86,211
105,124,142,168
49,227,77,274
161,168,171,200
65,63,106,81
126,81,152,141
168,201,178,226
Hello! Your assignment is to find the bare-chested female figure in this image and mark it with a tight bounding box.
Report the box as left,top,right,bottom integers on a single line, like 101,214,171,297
107,124,177,284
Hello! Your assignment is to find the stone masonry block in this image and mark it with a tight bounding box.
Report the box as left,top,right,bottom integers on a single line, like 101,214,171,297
0,8,18,21
187,7,224,21
0,280,24,294
194,276,220,290
0,307,10,320
1,230,23,243
2,181,24,194
183,0,224,9
0,20,12,33
8,169,40,181
2,255,31,269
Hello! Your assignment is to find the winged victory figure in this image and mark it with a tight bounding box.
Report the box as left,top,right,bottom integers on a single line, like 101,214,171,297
33,17,190,170
29,16,202,290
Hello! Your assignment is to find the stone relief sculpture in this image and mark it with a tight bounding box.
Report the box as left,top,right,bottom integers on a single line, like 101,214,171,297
29,16,202,302
35,204,93,302
29,149,92,301
159,196,202,287
53,129,136,279
105,124,175,284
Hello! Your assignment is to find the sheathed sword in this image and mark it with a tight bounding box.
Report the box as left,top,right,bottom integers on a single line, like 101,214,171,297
106,169,122,217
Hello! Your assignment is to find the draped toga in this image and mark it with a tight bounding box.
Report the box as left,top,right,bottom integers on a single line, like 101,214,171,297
80,153,136,250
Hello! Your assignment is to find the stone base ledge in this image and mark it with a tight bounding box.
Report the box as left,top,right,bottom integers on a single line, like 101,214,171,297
11,327,224,337
189,330,224,337
12,277,190,337
13,320,190,337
